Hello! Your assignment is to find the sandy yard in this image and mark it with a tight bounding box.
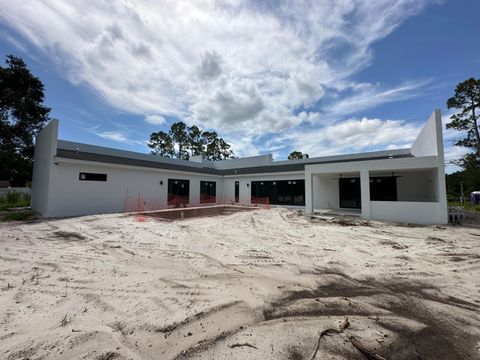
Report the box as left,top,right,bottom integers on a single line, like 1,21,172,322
0,208,479,360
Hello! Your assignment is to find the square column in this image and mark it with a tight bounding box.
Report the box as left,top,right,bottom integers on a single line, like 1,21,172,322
305,172,313,214
360,170,371,219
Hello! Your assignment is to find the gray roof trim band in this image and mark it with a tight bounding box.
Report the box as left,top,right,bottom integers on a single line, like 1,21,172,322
56,149,220,175
56,149,413,176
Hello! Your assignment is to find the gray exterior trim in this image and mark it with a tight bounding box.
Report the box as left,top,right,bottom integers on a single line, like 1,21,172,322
57,139,412,170
220,153,413,175
56,148,413,175
56,149,220,175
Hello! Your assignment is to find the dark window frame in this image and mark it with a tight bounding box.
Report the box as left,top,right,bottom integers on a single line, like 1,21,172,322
200,181,216,203
251,180,305,206
168,179,190,205
79,172,107,182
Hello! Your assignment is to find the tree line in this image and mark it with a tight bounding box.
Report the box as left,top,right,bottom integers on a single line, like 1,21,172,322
148,122,235,161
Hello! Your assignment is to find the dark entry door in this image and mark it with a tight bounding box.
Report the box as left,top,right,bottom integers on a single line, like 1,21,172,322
339,178,361,209
235,181,239,202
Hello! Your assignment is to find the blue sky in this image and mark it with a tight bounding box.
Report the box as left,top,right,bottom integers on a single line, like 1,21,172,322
0,0,478,172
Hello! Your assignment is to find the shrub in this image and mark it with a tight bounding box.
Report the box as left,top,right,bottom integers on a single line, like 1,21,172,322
0,191,31,207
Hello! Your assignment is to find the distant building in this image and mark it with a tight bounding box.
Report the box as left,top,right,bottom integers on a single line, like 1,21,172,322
31,110,448,224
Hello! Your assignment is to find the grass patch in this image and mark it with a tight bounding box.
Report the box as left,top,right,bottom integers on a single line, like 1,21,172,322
448,201,480,212
0,203,29,211
0,212,36,222
0,191,31,210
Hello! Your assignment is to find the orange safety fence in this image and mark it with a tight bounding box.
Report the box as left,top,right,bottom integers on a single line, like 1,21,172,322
250,196,270,210
123,192,270,221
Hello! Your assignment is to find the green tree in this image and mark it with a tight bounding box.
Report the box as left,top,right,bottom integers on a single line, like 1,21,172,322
216,138,234,160
203,131,219,160
187,125,205,157
148,131,174,157
169,122,189,159
288,150,309,160
0,55,50,186
204,134,234,161
445,78,480,197
148,123,235,161
447,78,480,157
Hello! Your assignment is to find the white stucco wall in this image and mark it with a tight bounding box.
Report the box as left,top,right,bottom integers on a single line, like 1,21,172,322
46,159,223,217
31,119,58,215
312,174,340,210
411,110,441,157
395,169,438,202
370,201,445,225
45,164,307,216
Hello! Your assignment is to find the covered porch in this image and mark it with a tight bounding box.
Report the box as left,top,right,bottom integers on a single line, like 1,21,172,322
305,159,448,224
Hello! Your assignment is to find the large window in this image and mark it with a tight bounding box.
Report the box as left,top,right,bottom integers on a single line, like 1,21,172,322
370,176,397,201
200,181,216,203
79,172,107,182
168,179,189,206
251,180,305,206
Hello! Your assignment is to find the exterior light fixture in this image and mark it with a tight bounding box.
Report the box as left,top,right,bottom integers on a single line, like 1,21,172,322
160,180,163,185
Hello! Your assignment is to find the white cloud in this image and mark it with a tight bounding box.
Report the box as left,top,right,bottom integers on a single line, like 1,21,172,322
95,131,128,142
0,0,435,142
444,145,468,164
322,80,430,120
91,130,144,146
263,117,421,158
145,114,166,125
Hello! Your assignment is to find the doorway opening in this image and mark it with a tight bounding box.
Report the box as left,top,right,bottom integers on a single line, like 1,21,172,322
339,177,361,209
